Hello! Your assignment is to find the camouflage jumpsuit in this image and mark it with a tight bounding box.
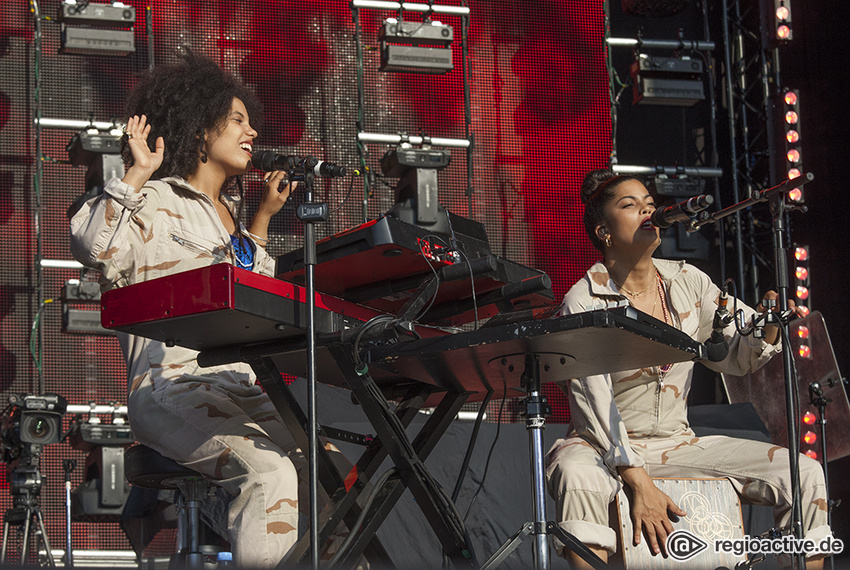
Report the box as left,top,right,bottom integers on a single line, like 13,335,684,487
545,259,832,558
71,177,303,568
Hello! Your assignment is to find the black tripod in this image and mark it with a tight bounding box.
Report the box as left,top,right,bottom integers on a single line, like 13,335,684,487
0,452,56,567
480,352,609,570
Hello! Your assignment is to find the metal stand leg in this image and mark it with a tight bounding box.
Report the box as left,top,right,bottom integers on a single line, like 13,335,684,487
0,499,56,567
481,353,610,570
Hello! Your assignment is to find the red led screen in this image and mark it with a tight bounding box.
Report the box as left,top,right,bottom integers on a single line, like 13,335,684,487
0,0,609,555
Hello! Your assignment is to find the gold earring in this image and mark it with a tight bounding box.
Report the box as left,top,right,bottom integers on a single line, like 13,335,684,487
604,235,612,248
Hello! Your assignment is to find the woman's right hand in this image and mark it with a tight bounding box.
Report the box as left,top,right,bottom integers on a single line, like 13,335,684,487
122,114,164,190
618,465,687,557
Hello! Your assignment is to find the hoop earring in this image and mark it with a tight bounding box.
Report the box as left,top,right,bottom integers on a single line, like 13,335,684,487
604,235,612,248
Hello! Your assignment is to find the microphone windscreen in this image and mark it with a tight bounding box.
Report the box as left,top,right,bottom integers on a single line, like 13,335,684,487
251,151,275,172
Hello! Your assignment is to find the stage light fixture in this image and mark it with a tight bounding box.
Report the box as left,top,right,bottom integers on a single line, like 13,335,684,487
630,52,705,106
621,0,691,17
780,89,804,201
381,146,452,228
379,18,453,74
792,244,810,316
774,0,793,41
58,1,135,56
648,175,705,197
805,450,818,460
802,411,816,425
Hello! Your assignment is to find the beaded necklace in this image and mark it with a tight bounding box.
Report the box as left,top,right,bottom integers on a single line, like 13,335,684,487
657,274,673,375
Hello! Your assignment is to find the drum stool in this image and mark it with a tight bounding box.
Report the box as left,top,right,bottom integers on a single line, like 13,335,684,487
124,444,211,570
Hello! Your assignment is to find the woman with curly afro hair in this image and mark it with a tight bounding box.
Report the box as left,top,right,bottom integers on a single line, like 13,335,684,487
71,51,304,567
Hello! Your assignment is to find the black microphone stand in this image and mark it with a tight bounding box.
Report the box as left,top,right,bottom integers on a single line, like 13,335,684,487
289,158,329,570
808,380,839,570
693,172,813,570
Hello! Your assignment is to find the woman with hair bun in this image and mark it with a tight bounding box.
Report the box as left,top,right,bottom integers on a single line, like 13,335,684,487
71,51,301,568
545,169,831,569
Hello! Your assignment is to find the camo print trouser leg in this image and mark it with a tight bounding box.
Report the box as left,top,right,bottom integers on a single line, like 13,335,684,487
546,433,831,557
129,376,302,568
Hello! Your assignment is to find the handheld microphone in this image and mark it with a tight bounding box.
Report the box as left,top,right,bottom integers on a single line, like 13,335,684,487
251,151,298,172
704,286,733,362
251,151,352,178
651,195,714,229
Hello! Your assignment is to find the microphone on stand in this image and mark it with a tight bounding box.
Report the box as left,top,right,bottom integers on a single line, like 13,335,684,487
251,151,355,177
704,285,733,362
651,195,714,229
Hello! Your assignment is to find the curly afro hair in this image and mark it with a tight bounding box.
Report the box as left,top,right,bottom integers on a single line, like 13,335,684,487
124,49,263,184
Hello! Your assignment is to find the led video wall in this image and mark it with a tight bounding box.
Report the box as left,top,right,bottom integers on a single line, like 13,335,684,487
0,0,609,555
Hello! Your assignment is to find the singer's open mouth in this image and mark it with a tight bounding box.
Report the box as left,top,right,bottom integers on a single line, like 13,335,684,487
641,218,654,230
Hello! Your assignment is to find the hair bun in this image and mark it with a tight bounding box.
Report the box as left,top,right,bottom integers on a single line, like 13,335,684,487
580,168,618,204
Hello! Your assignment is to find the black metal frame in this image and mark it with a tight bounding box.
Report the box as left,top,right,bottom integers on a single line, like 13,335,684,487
246,346,475,569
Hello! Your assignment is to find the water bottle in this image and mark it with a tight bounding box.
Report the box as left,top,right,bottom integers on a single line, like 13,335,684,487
217,551,234,568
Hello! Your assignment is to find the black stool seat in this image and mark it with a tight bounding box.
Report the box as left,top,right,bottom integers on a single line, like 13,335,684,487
124,444,204,489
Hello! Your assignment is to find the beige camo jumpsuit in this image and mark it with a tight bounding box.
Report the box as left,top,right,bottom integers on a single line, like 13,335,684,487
545,259,832,558
71,176,303,567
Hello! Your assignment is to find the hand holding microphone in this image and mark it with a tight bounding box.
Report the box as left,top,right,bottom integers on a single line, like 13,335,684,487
251,150,354,178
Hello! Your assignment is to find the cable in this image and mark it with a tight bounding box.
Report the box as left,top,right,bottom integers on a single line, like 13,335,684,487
28,299,54,375
329,173,358,214
326,467,399,569
444,210,480,329
451,390,493,503
351,314,397,366
463,379,508,522
414,233,450,322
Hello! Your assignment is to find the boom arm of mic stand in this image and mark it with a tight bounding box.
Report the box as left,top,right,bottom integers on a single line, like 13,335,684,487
691,172,814,231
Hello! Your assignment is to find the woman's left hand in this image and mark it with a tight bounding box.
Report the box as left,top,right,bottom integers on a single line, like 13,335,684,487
248,172,298,246
257,170,297,218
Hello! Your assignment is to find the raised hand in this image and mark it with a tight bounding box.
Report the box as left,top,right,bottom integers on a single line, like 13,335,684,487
122,114,165,191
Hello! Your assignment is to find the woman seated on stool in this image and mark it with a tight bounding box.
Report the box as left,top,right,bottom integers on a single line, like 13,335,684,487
545,169,832,569
71,51,303,568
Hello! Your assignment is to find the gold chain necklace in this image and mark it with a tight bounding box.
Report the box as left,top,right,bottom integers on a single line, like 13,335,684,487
612,273,656,298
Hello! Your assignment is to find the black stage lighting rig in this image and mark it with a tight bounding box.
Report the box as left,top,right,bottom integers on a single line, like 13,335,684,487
58,1,136,56
66,129,124,219
61,278,114,336
630,53,704,106
67,405,133,521
621,0,691,17
379,18,454,74
381,146,452,230
648,174,705,197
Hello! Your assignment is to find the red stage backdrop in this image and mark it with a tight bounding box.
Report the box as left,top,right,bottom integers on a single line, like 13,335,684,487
0,0,609,555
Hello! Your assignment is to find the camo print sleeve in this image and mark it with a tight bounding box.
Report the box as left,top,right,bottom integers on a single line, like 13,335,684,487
676,262,780,377
70,177,166,289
